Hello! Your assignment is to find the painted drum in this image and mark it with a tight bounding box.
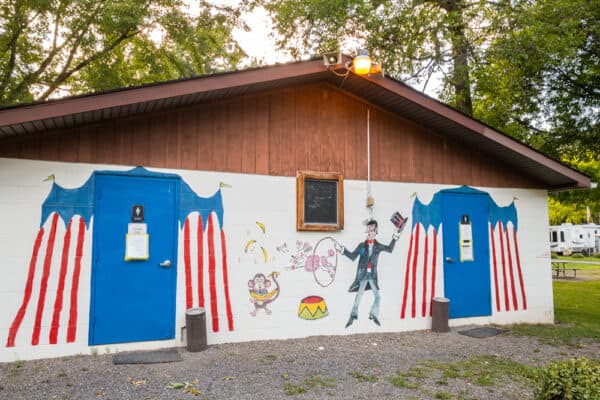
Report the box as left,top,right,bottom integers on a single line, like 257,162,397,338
297,296,329,320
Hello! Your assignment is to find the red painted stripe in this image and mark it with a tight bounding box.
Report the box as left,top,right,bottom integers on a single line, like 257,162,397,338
498,221,510,311
49,219,73,344
429,228,437,317
32,213,60,345
400,228,415,319
421,229,429,317
207,214,219,332
67,217,85,343
183,218,193,309
411,223,420,318
513,230,527,309
505,226,518,310
197,215,205,308
490,223,501,312
220,230,234,331
6,228,45,347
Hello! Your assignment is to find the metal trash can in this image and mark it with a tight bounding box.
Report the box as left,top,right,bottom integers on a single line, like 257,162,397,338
185,308,207,352
431,297,450,333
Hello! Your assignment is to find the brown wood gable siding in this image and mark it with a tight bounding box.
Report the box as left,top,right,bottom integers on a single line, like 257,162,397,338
0,83,542,188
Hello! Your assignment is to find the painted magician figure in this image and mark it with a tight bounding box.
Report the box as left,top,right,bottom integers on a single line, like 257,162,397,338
335,219,404,328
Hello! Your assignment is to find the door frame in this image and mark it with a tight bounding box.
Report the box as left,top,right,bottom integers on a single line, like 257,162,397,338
441,190,492,319
88,170,180,345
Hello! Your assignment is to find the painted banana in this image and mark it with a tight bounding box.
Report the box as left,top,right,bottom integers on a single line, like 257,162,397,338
244,240,256,253
256,221,266,234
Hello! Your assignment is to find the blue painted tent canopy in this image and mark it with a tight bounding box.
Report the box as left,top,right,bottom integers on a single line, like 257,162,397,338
411,186,518,231
41,167,224,229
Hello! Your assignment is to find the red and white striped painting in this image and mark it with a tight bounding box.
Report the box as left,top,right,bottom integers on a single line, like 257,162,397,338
181,212,234,333
6,214,88,347
489,221,527,312
399,187,527,320
400,224,442,319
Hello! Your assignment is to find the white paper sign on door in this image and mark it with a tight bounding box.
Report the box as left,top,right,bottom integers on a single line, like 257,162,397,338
459,215,474,262
125,233,149,261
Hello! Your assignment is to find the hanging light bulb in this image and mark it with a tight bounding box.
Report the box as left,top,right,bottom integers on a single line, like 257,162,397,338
352,49,372,75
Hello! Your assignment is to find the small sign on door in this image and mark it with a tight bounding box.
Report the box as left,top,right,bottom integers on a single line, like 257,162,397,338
132,205,144,222
459,214,474,262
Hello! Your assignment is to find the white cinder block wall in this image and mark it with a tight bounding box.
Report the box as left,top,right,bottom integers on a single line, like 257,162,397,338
0,158,553,362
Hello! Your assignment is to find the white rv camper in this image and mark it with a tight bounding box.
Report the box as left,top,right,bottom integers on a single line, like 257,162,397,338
549,223,600,255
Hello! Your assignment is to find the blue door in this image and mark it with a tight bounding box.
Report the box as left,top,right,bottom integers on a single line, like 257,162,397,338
442,192,491,318
90,174,178,345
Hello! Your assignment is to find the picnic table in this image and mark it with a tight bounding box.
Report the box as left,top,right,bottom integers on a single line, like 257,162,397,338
552,260,579,278
551,259,600,278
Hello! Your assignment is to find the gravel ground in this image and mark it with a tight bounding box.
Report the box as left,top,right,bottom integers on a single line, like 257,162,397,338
1,328,598,400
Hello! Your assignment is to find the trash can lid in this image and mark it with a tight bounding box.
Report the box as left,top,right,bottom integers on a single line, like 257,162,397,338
433,297,449,302
186,307,205,315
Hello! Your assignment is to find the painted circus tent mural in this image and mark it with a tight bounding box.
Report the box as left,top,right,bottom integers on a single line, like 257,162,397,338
401,186,526,320
5,167,234,349
1,162,540,361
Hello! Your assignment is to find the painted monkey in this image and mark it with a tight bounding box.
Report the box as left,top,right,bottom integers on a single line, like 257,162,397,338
248,271,280,316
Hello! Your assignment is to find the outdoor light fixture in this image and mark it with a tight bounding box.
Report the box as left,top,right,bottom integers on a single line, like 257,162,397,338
323,51,342,67
352,49,372,75
323,49,383,79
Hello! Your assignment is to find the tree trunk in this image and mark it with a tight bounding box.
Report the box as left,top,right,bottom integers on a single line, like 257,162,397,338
437,0,473,115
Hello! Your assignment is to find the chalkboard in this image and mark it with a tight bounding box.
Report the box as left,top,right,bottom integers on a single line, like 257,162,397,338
297,171,344,231
304,179,338,224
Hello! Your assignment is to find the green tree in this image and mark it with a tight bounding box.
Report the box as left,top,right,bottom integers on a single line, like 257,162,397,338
549,156,600,225
472,0,599,158
258,0,515,115
470,0,599,224
0,0,244,106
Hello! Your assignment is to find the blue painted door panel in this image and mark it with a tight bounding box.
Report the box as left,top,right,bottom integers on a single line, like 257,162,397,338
90,174,178,345
442,193,491,318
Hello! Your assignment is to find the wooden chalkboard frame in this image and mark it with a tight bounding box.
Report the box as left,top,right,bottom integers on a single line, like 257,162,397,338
296,171,344,231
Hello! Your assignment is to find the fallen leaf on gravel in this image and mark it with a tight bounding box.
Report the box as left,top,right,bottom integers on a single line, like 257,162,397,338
185,387,201,396
222,376,235,381
281,373,289,380
126,377,146,386
166,382,185,389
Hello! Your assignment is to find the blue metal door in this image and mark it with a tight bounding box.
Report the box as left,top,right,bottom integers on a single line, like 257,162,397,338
442,192,491,318
90,174,178,345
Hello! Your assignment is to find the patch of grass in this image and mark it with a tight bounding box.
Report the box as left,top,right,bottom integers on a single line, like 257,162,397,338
510,280,600,345
57,370,67,378
387,374,420,389
9,360,23,377
259,354,277,365
283,382,307,395
304,374,336,389
348,371,379,382
403,365,429,379
421,355,535,387
282,374,335,396
435,391,453,400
